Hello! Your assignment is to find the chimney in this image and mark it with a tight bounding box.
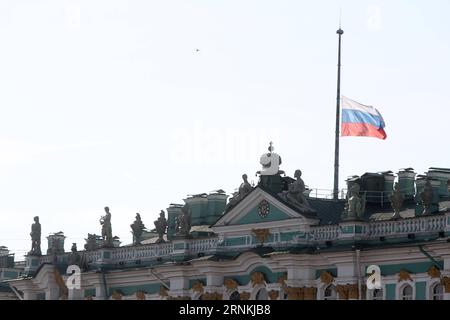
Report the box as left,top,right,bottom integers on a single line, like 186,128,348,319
205,192,228,225
47,232,66,255
427,167,450,198
397,168,416,199
380,171,395,204
184,194,208,225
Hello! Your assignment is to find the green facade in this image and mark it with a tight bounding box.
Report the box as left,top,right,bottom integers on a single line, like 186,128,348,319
234,203,292,225
415,281,426,300
385,283,396,300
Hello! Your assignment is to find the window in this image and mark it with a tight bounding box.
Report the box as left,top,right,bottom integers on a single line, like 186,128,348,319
400,285,413,300
255,288,268,300
324,284,337,300
371,289,383,300
229,291,240,300
431,283,444,300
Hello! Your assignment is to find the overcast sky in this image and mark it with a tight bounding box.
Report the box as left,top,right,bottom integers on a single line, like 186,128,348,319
1,0,449,258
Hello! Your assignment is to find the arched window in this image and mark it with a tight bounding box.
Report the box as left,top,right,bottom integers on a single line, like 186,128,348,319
255,288,268,300
229,291,241,300
324,284,337,300
431,283,444,300
400,285,413,300
371,288,383,300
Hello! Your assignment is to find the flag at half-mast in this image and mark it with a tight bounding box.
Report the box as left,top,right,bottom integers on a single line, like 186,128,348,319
340,96,387,140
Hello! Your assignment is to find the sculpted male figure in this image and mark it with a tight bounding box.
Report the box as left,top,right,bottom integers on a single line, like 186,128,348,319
29,216,42,256
100,207,113,247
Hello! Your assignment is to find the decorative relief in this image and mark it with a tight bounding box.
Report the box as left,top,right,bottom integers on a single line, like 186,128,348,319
268,290,279,300
251,229,270,245
224,278,239,290
192,281,205,293
240,292,250,300
111,290,123,300
398,270,413,282
347,284,359,300
250,272,265,286
336,285,348,300
441,277,450,293
285,287,304,300
202,292,223,300
136,290,146,300
320,271,334,284
427,266,441,279
303,287,317,300
336,284,359,300
168,296,191,300
159,286,168,297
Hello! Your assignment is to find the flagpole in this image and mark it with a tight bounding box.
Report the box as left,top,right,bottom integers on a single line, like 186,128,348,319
333,28,344,200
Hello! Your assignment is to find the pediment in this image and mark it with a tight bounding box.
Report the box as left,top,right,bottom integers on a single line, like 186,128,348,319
212,188,319,228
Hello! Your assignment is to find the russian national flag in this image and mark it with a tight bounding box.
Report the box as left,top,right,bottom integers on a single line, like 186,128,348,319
341,96,387,140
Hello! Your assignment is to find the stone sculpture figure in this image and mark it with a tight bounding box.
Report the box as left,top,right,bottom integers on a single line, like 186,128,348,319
29,216,42,256
69,243,81,265
100,207,113,247
390,182,404,219
343,184,366,220
154,210,168,243
278,170,313,212
420,180,433,215
176,205,191,237
226,174,253,210
130,213,146,245
84,234,99,251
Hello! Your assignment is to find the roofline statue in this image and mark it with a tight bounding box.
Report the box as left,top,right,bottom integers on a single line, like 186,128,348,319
278,170,314,213
175,204,191,238
225,174,253,211
342,184,366,220
100,207,113,248
154,210,168,243
130,213,146,245
390,182,404,219
29,216,42,256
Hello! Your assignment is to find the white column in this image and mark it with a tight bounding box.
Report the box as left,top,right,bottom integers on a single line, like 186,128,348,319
95,283,107,300
206,274,224,287
23,291,38,300
170,277,189,290
45,287,60,300
68,288,84,300
169,277,190,297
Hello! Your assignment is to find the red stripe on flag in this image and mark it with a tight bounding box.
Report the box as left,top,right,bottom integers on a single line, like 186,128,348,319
341,123,387,140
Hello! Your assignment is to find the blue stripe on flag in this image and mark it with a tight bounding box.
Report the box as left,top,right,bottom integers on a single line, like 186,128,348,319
342,109,385,128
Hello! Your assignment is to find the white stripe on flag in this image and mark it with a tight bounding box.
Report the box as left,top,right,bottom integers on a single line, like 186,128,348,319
341,96,382,118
